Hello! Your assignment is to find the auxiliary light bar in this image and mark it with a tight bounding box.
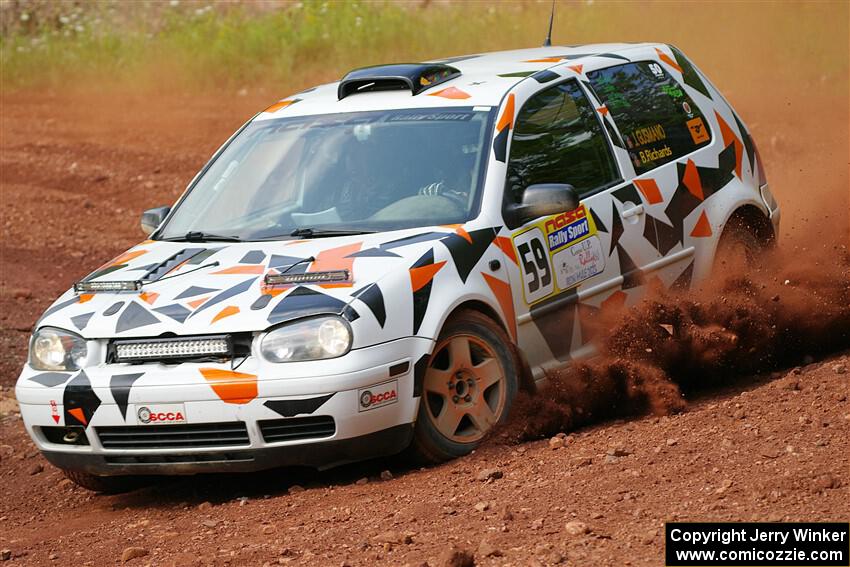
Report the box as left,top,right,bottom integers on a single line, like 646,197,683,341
112,335,232,363
264,270,350,286
74,280,142,293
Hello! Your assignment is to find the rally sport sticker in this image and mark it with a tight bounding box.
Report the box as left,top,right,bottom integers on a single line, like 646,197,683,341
512,204,604,305
136,403,187,425
358,380,398,412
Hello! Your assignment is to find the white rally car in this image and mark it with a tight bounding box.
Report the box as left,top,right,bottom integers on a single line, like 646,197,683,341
16,43,779,492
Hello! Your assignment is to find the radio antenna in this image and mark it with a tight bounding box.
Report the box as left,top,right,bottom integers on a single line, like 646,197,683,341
542,0,555,47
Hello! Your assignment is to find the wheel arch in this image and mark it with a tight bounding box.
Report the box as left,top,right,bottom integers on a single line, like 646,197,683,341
723,204,776,248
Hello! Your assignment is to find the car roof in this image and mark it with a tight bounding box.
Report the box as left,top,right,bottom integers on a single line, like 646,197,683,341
255,43,660,120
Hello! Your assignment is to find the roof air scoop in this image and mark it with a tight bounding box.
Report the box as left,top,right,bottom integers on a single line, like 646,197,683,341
337,63,461,100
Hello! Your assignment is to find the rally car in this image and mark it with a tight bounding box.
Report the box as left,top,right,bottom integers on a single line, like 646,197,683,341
16,43,779,492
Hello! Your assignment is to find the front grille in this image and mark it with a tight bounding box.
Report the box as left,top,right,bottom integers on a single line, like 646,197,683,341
97,422,250,450
258,416,336,443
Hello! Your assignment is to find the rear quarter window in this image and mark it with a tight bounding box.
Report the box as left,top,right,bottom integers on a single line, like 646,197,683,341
587,60,711,175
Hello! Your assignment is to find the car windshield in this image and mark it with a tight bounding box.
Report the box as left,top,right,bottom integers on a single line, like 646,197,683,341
157,107,494,241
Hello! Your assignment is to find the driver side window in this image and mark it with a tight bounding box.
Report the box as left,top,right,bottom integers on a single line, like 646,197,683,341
506,80,619,205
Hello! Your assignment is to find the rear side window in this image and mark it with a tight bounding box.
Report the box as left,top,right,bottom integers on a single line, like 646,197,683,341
506,79,619,203
587,61,711,175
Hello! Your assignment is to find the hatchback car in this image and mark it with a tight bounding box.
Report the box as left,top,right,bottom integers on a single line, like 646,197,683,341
16,43,779,492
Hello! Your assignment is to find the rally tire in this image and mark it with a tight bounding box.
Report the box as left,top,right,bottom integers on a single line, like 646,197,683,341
714,213,767,269
62,469,146,494
409,310,519,465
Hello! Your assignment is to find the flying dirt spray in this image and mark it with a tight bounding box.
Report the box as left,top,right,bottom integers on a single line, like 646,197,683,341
502,230,850,443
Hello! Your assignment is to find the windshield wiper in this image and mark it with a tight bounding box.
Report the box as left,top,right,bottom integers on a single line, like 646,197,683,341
161,231,243,243
255,228,377,240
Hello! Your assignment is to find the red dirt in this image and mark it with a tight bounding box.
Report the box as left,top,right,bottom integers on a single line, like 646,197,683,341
2,18,850,567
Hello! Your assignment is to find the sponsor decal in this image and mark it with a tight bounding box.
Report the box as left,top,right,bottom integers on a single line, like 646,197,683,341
553,236,605,290
358,380,398,412
136,403,187,425
682,101,694,118
687,116,710,144
49,400,60,424
544,205,591,252
631,124,666,146
660,84,684,98
639,145,673,164
512,204,600,305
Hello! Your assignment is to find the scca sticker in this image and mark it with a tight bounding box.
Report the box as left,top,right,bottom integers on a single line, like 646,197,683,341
358,380,398,412
136,403,187,425
512,204,601,305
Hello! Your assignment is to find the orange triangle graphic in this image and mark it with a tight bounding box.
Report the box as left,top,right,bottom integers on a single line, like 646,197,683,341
523,57,563,63
212,264,265,275
690,211,713,237
715,111,743,178
187,296,209,309
655,48,683,73
682,159,704,201
633,178,663,205
200,368,258,404
428,86,471,100
497,94,515,131
409,261,446,293
493,236,518,265
456,227,473,244
68,407,87,426
597,105,609,116
482,273,517,341
568,64,583,74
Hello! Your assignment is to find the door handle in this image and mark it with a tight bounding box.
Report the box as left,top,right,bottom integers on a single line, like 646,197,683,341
621,204,645,219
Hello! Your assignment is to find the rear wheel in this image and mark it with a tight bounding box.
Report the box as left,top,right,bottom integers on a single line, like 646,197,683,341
410,310,518,464
62,469,146,494
714,214,768,269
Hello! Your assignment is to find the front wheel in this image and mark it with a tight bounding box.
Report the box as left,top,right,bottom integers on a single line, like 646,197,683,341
409,310,519,464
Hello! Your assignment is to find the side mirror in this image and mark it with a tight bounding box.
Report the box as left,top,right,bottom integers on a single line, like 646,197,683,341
140,206,170,236
506,183,580,228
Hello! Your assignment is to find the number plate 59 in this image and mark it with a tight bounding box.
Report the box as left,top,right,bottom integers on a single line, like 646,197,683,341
514,228,554,304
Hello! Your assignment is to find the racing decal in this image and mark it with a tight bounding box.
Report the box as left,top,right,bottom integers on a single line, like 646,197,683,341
308,242,361,288
136,404,186,425
493,236,518,264
153,303,192,323
116,301,160,333
492,93,515,162
264,393,335,418
616,244,644,290
568,64,583,74
358,380,398,412
239,250,266,264
174,286,218,299
212,264,264,275
512,204,601,305
189,277,258,318
439,226,498,283
643,215,680,255
351,283,386,328
428,86,471,100
633,178,664,205
669,46,711,100
690,211,713,237
529,288,578,362
267,286,347,325
409,249,446,334
29,372,71,387
655,47,683,73
199,368,257,405
481,272,517,340
50,400,60,424
138,292,159,305
715,111,744,178
110,372,144,420
263,99,301,113
70,312,94,331
347,231,445,258
212,305,240,323
671,261,695,291
687,117,710,145
63,371,100,427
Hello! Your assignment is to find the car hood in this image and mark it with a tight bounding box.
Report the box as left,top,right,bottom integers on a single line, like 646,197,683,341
36,227,458,339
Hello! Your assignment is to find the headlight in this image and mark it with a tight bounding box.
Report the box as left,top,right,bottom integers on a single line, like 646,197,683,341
260,316,352,363
29,327,88,371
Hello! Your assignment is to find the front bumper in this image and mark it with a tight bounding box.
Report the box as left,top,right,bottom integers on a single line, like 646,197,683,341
16,337,430,475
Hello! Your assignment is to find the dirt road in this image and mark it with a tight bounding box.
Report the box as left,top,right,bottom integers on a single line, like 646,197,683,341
1,22,849,566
